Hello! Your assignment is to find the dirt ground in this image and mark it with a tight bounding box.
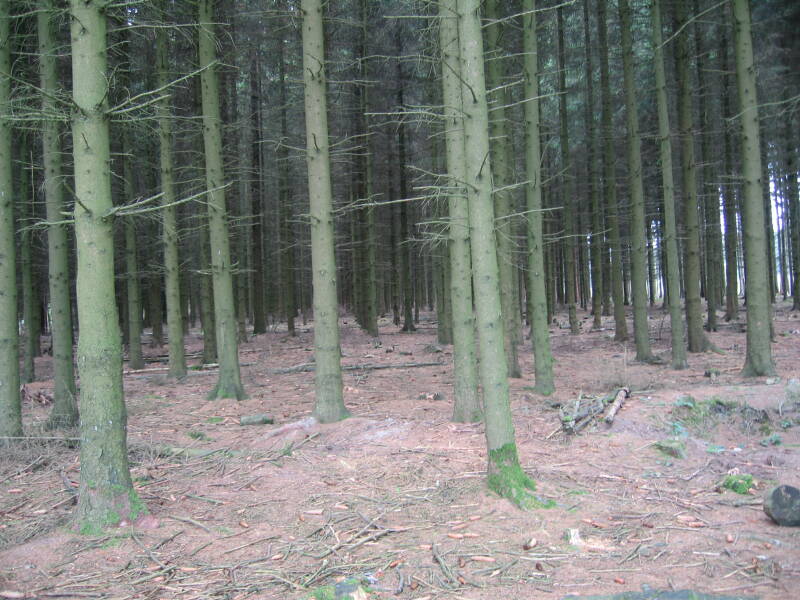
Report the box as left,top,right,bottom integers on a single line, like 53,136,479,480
2,302,800,600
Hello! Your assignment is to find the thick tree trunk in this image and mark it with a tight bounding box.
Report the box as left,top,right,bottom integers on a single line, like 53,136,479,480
652,0,687,370
523,0,554,396
199,0,245,399
302,0,348,423
0,0,22,440
619,0,655,362
69,0,142,532
440,0,480,423
38,0,78,428
731,0,776,376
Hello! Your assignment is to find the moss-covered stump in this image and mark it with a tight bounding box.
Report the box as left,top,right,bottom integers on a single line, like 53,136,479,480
487,444,553,509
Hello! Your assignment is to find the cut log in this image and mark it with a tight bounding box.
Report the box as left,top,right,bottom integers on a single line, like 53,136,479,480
239,414,274,426
604,387,630,424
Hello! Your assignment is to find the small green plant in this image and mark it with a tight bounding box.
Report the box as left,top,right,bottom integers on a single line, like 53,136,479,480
759,433,782,447
187,430,210,441
206,416,224,424
722,474,754,494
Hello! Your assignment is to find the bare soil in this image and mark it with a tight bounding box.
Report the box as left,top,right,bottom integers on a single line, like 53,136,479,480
2,303,800,600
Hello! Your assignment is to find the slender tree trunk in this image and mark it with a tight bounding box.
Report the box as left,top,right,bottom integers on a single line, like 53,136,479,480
124,218,144,369
249,54,266,335
199,0,245,399
675,0,709,353
583,0,603,329
459,0,540,507
278,39,297,337
358,0,378,338
598,0,628,342
396,74,416,333
440,0,480,423
69,0,141,531
0,0,22,439
155,5,186,378
302,0,348,423
20,138,36,383
619,0,655,362
556,5,579,337
720,25,740,321
731,0,776,376
786,118,800,311
523,0,555,396
38,0,78,428
485,0,523,374
652,0,687,370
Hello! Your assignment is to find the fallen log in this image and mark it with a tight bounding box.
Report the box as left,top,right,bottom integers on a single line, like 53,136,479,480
239,414,274,426
603,387,630,424
268,360,443,375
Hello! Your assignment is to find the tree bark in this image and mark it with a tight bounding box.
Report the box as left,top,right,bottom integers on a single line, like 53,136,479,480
69,0,141,531
651,0,687,370
731,0,776,376
459,0,538,507
302,0,348,423
556,5,580,337
619,0,655,362
440,0,481,423
38,0,78,428
597,0,628,342
0,0,22,440
523,0,555,396
199,0,245,399
155,2,186,378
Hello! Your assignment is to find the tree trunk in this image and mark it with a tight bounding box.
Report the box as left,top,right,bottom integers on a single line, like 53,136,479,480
556,5,579,337
582,0,603,329
459,0,539,508
651,0,687,370
676,0,709,353
523,0,554,396
440,0,480,423
597,0,628,342
199,0,245,399
731,0,776,376
38,0,78,428
619,0,655,362
302,0,348,423
0,0,22,439
69,0,141,531
786,118,800,311
155,4,186,378
20,137,36,384
485,0,523,374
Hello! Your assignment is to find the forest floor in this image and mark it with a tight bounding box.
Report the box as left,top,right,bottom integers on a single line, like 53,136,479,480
2,302,800,600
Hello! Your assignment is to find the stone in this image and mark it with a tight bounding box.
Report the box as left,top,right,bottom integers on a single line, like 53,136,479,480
763,484,800,526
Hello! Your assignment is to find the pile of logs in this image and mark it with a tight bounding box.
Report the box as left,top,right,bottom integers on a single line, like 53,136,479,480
556,387,630,435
